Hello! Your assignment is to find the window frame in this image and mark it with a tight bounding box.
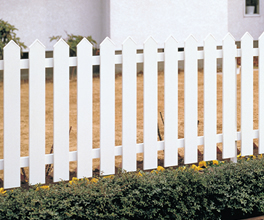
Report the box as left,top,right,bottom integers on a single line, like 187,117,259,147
244,0,260,16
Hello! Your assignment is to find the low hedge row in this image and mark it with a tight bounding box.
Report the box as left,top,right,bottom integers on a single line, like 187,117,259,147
0,157,264,219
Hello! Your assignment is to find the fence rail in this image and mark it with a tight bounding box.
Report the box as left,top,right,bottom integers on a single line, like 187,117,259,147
1,32,264,189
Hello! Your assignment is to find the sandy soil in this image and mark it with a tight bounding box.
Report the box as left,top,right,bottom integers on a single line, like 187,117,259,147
0,70,260,181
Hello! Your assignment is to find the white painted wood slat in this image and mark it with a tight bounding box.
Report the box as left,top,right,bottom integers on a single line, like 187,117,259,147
222,33,237,159
100,38,115,175
77,38,93,178
241,32,253,156
184,35,198,164
122,37,137,172
143,37,158,170
203,34,217,161
164,36,178,167
3,41,21,189
259,33,264,154
53,39,70,182
29,40,46,185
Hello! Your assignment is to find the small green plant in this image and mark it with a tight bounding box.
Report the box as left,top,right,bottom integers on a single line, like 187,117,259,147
1,157,264,219
50,32,97,57
0,19,26,59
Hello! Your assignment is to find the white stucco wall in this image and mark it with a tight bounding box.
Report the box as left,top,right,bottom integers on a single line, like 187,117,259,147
228,0,264,41
0,0,106,50
109,0,229,48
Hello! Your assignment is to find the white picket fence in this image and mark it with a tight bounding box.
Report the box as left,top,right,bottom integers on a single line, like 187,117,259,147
0,32,263,189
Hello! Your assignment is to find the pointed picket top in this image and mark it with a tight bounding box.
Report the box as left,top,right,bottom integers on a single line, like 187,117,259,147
241,32,253,41
259,32,264,41
100,37,115,47
29,39,46,49
185,34,198,44
204,34,216,44
122,36,137,46
165,35,178,46
259,32,264,48
53,38,69,49
223,33,235,43
77,37,93,49
3,40,20,51
144,36,158,46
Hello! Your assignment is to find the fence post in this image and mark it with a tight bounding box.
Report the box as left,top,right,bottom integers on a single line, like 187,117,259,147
77,38,93,178
240,32,253,156
164,36,178,167
29,40,46,185
100,37,115,175
53,39,69,182
143,36,158,170
222,33,237,159
184,35,198,164
122,37,137,172
3,41,21,189
203,34,217,161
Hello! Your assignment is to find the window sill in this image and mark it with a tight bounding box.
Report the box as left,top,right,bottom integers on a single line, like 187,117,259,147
244,14,260,17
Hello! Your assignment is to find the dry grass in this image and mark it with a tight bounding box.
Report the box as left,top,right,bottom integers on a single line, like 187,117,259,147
0,70,260,179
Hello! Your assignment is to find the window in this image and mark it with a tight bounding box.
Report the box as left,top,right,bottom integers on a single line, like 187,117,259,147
245,0,259,15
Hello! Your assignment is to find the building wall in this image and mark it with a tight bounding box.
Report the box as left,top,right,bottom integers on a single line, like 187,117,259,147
0,0,105,50
228,0,264,41
101,0,111,42
109,0,229,48
2,0,263,52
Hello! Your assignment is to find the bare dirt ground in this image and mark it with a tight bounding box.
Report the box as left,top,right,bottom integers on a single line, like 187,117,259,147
0,70,260,183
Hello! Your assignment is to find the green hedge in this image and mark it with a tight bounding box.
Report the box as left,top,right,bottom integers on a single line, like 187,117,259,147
0,157,264,219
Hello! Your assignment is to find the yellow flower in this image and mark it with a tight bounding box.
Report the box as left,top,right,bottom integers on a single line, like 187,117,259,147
198,161,207,168
40,185,49,190
178,166,186,171
212,160,219,165
36,185,49,191
151,170,157,174
83,178,89,183
197,166,203,171
103,175,114,179
157,166,165,172
0,188,6,194
69,181,73,185
247,158,250,161
137,172,143,177
237,153,241,158
72,177,79,182
258,154,263,159
252,155,256,160
191,164,198,171
90,178,98,183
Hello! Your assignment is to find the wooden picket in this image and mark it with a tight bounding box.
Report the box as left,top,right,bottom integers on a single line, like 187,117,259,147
1,32,263,188
100,37,115,175
222,33,237,159
77,38,93,178
29,40,46,185
3,41,21,189
143,37,158,170
241,32,253,156
184,35,198,164
122,37,137,172
164,36,178,167
203,34,217,161
53,39,70,182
